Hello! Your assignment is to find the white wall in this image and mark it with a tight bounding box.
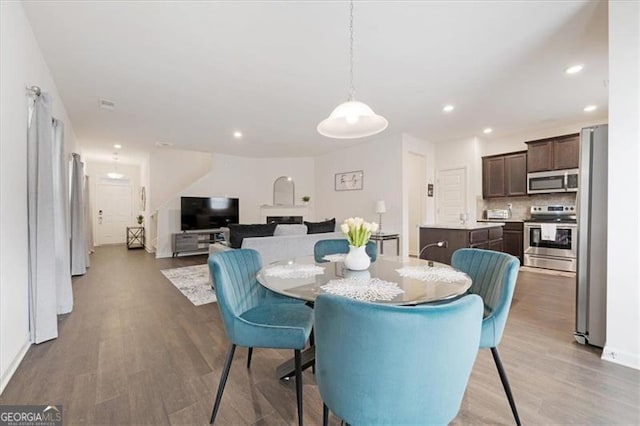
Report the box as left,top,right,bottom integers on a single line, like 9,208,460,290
149,148,213,212
402,133,436,255
315,134,404,252
0,1,79,393
603,1,640,370
155,154,316,258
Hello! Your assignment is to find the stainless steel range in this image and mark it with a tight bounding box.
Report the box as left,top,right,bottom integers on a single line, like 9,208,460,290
523,205,577,272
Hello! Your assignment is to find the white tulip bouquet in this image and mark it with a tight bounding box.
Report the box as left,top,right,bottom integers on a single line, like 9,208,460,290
340,217,379,247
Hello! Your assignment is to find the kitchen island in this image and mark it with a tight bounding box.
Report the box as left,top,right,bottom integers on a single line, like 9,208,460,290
419,222,505,264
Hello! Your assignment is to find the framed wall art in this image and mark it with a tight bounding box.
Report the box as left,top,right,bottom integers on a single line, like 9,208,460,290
335,170,364,191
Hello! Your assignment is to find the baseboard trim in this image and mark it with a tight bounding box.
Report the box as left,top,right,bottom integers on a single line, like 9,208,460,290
0,337,31,395
602,345,640,370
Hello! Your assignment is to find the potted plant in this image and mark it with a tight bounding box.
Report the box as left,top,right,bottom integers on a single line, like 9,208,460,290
136,214,144,225
302,195,311,204
340,217,379,270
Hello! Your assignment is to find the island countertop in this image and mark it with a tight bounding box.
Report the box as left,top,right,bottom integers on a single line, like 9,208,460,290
419,222,505,230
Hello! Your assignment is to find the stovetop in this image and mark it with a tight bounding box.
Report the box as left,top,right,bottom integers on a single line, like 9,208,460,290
524,218,577,224
524,205,577,224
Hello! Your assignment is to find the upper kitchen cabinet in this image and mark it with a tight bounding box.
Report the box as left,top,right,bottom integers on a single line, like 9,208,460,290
526,133,580,172
482,151,527,198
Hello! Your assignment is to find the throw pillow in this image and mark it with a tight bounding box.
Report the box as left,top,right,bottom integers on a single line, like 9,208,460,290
228,223,278,249
304,218,336,234
273,224,308,237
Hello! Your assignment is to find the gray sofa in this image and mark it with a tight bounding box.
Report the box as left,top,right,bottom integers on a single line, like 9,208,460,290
209,224,344,265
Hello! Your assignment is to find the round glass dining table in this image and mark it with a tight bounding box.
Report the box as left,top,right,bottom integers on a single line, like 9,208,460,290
257,255,472,305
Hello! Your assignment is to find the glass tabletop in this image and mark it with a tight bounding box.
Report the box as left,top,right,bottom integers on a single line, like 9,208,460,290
257,256,472,305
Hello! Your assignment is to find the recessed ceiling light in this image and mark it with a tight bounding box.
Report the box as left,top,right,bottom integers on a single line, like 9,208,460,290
565,64,584,75
583,105,597,112
233,131,243,139
443,104,455,113
113,144,122,149
483,128,493,134
107,172,124,179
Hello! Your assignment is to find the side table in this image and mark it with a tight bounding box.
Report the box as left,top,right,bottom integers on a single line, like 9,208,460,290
369,232,400,256
127,226,145,249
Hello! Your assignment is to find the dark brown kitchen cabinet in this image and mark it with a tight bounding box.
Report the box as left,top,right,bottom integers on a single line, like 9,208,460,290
502,222,524,264
419,225,503,264
482,151,527,198
483,156,505,198
526,133,579,172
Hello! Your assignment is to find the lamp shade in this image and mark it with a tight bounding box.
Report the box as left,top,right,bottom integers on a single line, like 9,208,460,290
317,100,388,139
375,200,387,214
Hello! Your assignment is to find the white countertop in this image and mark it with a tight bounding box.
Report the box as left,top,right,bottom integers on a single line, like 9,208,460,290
420,222,505,230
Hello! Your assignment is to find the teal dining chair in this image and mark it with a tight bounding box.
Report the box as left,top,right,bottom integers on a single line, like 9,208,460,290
207,249,314,426
451,248,521,425
314,293,484,426
314,239,378,263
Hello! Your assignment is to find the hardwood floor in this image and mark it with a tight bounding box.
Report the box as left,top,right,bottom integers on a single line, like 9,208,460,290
1,245,638,425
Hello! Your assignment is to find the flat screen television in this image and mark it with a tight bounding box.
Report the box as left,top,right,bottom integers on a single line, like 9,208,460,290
181,197,239,231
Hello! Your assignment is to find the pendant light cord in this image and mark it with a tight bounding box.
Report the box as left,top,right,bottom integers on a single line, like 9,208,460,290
349,0,355,101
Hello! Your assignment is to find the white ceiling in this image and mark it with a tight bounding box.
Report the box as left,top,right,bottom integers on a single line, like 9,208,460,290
23,0,608,161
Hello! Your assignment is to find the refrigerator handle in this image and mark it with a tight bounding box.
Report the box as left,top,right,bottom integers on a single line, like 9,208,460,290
575,128,592,336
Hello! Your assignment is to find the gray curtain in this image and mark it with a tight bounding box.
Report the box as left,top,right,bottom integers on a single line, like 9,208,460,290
70,153,88,275
27,93,58,343
52,119,73,314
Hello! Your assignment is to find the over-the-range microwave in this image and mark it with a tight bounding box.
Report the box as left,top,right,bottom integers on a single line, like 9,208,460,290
527,168,579,194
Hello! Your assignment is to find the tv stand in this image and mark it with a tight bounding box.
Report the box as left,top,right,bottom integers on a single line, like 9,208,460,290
172,229,226,257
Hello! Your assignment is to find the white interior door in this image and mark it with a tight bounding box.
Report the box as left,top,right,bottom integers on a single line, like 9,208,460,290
436,168,467,225
408,152,426,256
95,182,132,245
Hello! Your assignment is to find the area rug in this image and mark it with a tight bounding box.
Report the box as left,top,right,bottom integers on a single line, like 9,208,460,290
161,264,217,306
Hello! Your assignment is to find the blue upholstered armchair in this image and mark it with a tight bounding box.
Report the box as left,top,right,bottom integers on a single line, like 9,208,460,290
451,248,521,425
314,293,484,425
314,239,378,263
207,249,314,426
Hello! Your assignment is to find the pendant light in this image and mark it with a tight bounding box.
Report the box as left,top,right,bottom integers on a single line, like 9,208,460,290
317,1,388,139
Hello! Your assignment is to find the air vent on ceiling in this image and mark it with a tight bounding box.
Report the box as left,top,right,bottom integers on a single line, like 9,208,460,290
99,98,116,110
155,141,174,147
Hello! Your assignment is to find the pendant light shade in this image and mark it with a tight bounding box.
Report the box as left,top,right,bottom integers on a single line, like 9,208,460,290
317,100,388,139
318,1,388,139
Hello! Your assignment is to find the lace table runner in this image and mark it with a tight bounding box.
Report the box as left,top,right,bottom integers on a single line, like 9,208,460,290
322,253,346,262
321,278,404,302
264,264,325,279
396,266,467,283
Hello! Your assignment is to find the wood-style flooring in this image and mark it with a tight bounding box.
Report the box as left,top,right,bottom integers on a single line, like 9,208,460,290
1,245,638,425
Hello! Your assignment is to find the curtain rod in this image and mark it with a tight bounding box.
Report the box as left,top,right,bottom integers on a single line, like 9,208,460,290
26,85,41,96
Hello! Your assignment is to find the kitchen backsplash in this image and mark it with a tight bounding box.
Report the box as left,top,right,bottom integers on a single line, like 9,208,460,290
477,193,577,221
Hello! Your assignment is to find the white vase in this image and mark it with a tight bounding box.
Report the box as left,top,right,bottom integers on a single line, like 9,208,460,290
344,245,371,271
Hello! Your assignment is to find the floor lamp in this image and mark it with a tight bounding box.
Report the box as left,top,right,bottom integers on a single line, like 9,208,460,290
375,200,386,234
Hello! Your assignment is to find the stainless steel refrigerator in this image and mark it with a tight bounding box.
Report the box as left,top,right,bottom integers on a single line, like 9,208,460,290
574,124,608,347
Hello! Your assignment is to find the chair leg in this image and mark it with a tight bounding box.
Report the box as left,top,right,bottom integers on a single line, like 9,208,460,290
294,349,303,426
490,347,521,426
322,403,329,426
210,344,236,424
247,347,253,369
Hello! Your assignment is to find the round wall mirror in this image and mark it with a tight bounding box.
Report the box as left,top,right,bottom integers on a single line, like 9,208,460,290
273,176,295,205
